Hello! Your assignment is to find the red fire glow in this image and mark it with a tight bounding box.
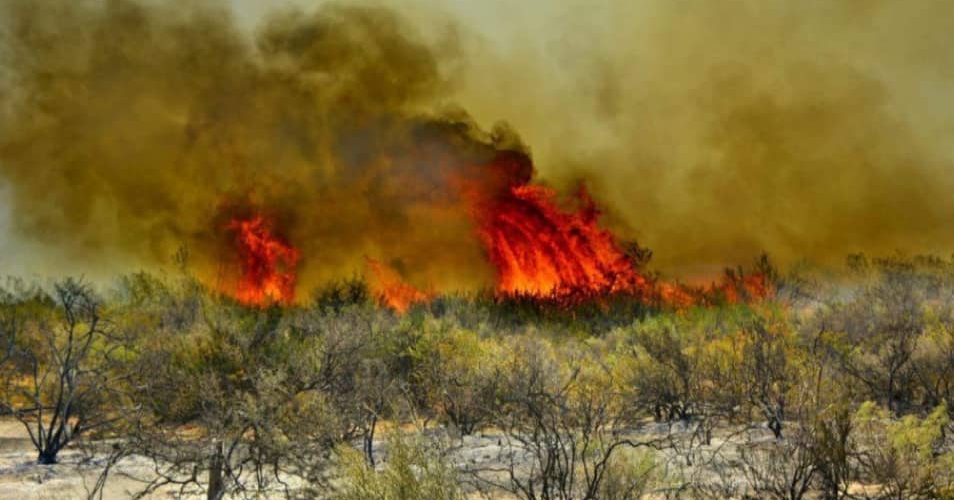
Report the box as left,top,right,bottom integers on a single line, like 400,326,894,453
718,271,773,304
478,185,650,298
227,215,300,306
217,152,769,311
657,273,774,308
366,257,431,313
465,152,651,302
462,152,772,307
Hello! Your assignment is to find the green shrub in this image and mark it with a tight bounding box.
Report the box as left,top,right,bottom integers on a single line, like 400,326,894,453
335,433,463,500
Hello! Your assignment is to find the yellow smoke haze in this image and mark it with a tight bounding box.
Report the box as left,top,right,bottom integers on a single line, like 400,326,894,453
434,0,954,276
1,0,953,289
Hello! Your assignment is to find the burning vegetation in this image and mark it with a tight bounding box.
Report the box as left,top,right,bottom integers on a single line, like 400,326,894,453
365,258,431,313
216,149,770,311
212,149,773,310
226,215,299,306
0,0,784,312
466,153,652,302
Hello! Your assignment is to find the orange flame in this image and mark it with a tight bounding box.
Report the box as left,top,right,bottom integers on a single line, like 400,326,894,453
227,215,300,306
464,153,651,302
654,270,774,308
657,282,698,308
718,271,774,304
365,258,431,313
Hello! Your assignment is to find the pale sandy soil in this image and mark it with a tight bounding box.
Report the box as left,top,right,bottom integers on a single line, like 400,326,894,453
0,417,746,499
0,416,829,499
0,419,188,499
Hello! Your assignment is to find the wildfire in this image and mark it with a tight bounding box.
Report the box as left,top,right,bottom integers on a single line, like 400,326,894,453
655,273,774,308
366,258,431,313
227,215,300,306
657,282,698,308
718,271,774,303
214,152,768,312
466,152,651,302
458,152,774,308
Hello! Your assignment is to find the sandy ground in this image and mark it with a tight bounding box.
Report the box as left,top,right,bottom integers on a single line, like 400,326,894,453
0,416,793,499
0,419,189,499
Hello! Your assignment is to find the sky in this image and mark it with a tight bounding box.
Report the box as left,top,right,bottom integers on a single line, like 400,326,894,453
1,0,953,284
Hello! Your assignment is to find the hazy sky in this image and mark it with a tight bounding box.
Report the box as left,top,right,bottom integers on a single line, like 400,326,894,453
2,0,953,283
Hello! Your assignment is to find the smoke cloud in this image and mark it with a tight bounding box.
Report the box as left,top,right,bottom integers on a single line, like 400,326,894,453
440,0,954,276
0,0,526,292
1,0,953,289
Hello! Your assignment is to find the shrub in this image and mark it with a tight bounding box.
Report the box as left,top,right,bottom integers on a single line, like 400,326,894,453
335,433,463,500
852,401,953,498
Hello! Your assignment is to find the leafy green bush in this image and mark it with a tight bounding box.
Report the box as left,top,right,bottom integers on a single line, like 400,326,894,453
853,401,953,498
335,433,463,500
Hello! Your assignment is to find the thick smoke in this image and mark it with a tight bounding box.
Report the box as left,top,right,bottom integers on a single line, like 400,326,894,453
0,0,523,292
2,0,954,288
443,0,954,276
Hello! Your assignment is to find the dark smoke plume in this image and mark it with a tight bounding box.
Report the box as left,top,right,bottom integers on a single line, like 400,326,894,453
3,0,954,288
0,0,523,292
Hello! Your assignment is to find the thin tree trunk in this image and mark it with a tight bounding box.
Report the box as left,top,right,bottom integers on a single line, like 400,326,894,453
207,441,224,500
364,414,378,466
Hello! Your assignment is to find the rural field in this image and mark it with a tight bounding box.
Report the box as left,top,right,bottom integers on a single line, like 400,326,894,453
1,0,954,498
